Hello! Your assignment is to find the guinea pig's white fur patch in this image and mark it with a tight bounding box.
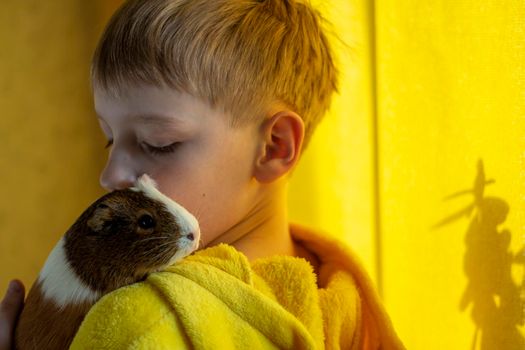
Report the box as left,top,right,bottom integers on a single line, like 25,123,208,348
38,237,100,308
130,174,200,248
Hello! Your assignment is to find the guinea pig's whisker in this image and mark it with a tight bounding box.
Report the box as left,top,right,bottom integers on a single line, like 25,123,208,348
145,246,182,268
138,240,178,256
140,240,170,251
156,241,179,250
137,236,171,243
129,237,169,250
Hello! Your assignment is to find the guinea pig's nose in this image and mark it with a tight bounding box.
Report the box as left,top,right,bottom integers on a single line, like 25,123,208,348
186,233,194,241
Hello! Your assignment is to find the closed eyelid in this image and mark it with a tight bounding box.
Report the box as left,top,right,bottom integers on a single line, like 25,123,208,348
97,117,111,131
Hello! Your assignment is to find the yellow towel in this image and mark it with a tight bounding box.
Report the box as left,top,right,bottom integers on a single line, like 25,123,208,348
70,223,405,349
289,223,405,349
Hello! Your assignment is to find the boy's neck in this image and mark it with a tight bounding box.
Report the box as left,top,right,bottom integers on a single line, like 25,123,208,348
205,180,297,262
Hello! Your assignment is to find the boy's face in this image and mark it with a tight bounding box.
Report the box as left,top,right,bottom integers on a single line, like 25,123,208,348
94,83,262,247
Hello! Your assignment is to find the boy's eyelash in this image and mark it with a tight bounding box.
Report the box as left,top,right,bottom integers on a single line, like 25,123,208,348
143,142,181,155
103,139,180,156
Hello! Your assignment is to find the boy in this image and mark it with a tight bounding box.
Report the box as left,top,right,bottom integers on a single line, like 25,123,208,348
1,0,404,348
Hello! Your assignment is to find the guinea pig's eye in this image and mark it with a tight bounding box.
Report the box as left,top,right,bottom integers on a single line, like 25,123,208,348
138,214,156,229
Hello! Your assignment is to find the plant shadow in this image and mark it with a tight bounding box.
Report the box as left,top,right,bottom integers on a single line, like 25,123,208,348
431,158,524,350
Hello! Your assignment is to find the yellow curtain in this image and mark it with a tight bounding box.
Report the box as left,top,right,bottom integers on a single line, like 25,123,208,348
289,0,525,348
289,0,379,279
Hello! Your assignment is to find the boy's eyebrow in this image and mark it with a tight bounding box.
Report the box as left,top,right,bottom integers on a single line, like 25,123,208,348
96,113,187,127
133,114,186,126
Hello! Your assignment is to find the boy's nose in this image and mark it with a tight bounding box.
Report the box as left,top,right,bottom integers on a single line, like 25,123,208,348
99,155,138,191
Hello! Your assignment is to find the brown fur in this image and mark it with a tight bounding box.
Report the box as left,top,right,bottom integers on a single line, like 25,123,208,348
15,281,93,350
14,186,194,349
65,189,184,294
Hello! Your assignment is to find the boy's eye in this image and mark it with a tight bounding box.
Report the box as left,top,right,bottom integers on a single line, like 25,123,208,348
143,142,181,155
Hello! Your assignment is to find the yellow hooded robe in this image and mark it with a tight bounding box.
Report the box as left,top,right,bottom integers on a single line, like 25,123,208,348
70,223,405,349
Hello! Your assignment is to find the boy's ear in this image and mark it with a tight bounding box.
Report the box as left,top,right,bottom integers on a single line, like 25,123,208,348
253,110,305,183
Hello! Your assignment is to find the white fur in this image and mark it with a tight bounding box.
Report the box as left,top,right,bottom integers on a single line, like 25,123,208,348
130,174,201,254
38,237,101,308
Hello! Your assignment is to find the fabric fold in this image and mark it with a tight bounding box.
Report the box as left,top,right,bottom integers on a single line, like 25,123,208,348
70,224,405,349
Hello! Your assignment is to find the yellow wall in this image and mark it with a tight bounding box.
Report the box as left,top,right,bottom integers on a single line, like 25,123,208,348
0,1,115,291
289,0,525,348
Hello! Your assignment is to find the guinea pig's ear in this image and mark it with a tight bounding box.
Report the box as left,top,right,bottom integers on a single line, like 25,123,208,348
87,203,114,233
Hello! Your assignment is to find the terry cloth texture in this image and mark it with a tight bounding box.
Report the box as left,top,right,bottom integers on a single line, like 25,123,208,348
70,223,405,349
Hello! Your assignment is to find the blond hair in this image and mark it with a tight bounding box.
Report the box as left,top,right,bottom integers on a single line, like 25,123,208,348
91,0,340,149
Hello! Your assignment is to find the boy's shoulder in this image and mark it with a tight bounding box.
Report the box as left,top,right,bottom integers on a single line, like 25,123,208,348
72,226,405,349
71,244,323,349
70,280,189,349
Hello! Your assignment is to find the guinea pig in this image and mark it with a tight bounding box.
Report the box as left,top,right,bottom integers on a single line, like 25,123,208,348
15,174,200,350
